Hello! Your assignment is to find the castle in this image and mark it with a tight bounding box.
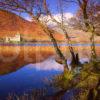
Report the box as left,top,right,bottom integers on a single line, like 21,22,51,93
5,32,21,43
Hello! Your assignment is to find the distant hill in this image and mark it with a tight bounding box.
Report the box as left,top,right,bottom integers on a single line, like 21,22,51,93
0,9,64,42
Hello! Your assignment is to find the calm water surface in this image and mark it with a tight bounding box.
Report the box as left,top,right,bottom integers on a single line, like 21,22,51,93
0,57,64,99
0,43,99,99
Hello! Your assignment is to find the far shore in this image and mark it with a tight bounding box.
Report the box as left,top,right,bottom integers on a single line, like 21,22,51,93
0,42,100,46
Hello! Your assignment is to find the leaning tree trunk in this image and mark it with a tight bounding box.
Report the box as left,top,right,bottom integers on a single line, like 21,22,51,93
45,28,69,71
39,22,69,71
62,27,80,69
90,26,97,61
30,14,69,71
82,2,97,61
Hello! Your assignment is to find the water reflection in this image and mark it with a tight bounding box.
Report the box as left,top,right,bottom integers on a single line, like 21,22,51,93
0,43,99,99
0,57,63,99
0,56,91,99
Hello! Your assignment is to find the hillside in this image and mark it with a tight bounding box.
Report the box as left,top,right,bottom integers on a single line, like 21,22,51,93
0,9,64,42
52,27,100,43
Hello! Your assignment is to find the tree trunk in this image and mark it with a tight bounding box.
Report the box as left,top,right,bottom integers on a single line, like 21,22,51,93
90,30,97,61
30,14,69,70
82,0,90,30
81,2,97,61
37,20,69,70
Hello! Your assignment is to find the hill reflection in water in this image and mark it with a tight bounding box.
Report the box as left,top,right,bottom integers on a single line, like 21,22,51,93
0,57,63,98
0,44,99,99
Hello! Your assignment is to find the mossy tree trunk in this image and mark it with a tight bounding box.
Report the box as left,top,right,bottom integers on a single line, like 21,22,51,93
61,24,80,69
90,26,97,61
37,20,69,71
81,0,97,61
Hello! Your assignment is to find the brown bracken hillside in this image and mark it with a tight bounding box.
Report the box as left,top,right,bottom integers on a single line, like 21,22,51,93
0,9,64,41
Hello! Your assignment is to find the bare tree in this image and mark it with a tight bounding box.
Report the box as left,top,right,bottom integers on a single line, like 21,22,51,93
68,17,83,30
0,0,69,70
63,0,99,61
43,0,80,69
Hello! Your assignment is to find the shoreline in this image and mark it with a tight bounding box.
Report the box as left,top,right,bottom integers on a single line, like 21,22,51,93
0,43,100,46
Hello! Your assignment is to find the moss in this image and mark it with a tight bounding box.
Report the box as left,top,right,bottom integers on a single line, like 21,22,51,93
75,89,89,100
83,63,93,71
80,71,89,80
63,71,74,81
76,74,99,89
51,61,100,100
51,71,74,90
